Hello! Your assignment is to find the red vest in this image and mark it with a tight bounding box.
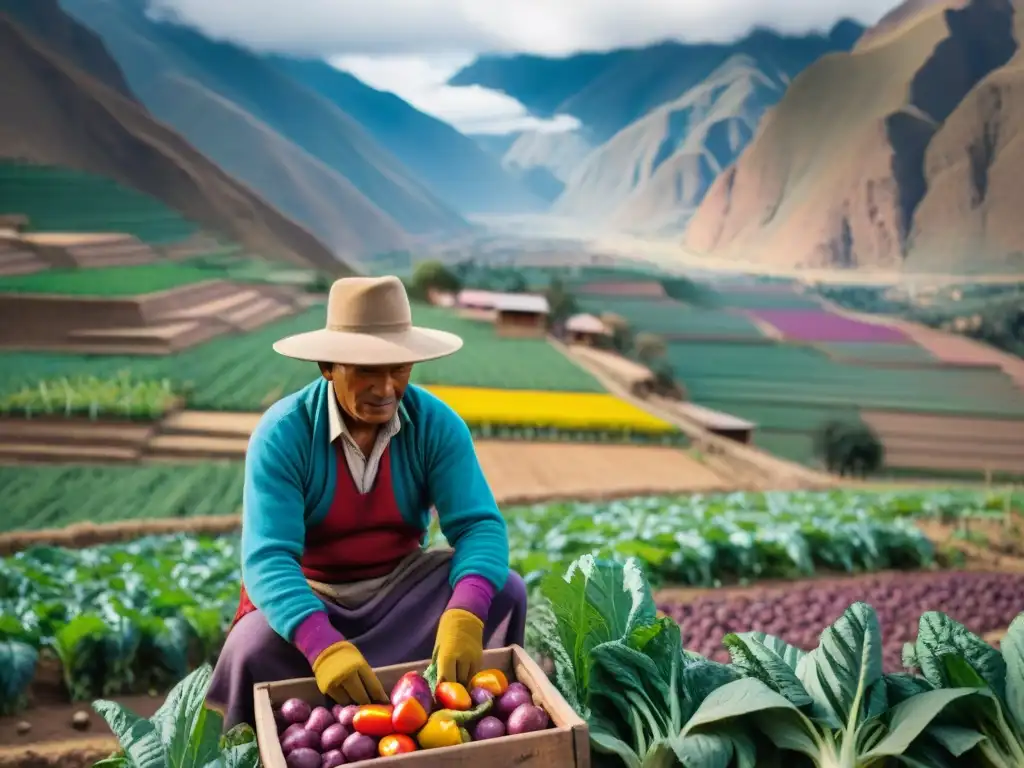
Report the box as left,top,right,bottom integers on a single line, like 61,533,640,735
231,443,424,627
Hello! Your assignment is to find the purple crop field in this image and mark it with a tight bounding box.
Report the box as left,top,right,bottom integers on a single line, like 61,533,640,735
747,308,910,343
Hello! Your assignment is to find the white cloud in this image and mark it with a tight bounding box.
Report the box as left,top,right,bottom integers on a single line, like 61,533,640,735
149,0,901,57
332,55,581,135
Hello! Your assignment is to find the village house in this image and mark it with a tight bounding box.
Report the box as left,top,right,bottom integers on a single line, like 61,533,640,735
564,312,610,346
493,293,550,338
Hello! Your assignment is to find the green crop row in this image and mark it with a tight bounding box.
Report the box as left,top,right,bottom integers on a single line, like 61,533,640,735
0,372,177,419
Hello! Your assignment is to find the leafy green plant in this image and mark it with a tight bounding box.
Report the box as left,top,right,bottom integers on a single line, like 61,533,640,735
902,612,1024,767
721,604,980,767
0,638,38,715
92,663,259,768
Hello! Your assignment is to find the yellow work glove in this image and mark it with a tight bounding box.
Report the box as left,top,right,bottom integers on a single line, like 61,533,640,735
311,640,388,706
434,608,484,685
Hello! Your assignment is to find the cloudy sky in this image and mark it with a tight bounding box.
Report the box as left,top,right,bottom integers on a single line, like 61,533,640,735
150,0,902,133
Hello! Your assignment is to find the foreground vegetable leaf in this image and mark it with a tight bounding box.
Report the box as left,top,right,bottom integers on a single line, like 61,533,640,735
681,677,797,737
796,602,884,729
926,724,987,757
861,687,980,758
723,632,811,708
909,611,1007,701
590,730,642,768
92,699,167,768
1002,614,1024,731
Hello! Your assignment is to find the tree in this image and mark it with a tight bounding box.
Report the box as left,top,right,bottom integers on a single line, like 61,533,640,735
814,420,885,478
545,277,577,328
410,260,460,299
634,332,667,364
600,312,633,354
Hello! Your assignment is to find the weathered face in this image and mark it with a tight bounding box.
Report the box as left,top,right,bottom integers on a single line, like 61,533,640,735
319,362,413,425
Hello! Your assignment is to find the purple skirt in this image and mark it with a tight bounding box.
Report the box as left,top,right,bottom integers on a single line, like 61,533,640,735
206,549,527,729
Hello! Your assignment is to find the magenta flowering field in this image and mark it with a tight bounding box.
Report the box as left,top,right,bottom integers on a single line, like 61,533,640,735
748,308,910,343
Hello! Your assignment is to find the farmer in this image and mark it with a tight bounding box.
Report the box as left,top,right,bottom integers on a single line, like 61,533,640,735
207,275,527,729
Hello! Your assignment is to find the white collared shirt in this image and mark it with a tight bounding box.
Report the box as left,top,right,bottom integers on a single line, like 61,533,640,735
327,390,402,494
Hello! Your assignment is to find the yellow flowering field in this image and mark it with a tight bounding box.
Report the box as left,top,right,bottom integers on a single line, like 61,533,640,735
424,386,677,434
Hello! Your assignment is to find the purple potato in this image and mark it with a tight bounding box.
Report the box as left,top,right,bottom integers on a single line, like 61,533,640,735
281,723,305,743
390,672,434,714
506,703,550,735
506,682,530,697
321,723,350,753
333,705,359,730
472,715,506,741
321,750,347,768
495,686,533,721
342,732,378,762
470,686,495,708
281,728,321,755
285,747,321,768
305,706,335,735
280,698,313,725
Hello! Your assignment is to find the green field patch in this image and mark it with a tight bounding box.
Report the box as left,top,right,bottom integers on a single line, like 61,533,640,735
0,161,198,243
0,262,223,296
815,341,937,363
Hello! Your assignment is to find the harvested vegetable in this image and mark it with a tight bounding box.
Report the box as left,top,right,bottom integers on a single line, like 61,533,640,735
352,704,395,738
469,686,494,708
320,723,349,753
472,716,506,741
285,747,320,768
280,698,312,725
281,727,320,755
469,669,508,696
428,699,492,725
304,706,334,735
379,734,418,756
320,750,346,768
436,681,471,711
342,731,378,762
334,704,358,729
417,717,466,749
495,685,532,720
391,697,428,734
506,703,549,735
390,671,433,714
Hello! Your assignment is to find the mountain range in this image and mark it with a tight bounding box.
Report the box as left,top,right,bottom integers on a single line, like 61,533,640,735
686,0,1024,271
454,23,864,232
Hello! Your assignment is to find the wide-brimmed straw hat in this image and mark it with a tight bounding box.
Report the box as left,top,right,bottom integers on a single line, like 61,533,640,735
273,275,463,365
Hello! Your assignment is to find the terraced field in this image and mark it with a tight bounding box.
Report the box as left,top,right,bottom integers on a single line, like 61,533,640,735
575,295,765,339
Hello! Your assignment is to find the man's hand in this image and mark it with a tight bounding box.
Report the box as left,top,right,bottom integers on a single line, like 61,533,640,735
434,608,484,685
311,640,388,705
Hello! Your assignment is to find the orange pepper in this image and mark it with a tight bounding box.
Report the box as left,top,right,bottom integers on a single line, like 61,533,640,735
391,697,428,734
353,704,395,737
379,734,417,756
469,669,509,696
435,681,471,711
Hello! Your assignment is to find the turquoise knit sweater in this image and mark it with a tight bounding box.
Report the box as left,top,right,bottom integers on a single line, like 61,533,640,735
241,378,509,641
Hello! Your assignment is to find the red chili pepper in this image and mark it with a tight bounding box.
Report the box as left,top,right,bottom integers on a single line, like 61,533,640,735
435,681,471,711
469,669,509,696
391,697,428,734
352,704,395,737
379,733,418,756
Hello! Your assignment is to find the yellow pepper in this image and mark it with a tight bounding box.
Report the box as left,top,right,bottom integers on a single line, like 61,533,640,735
417,716,466,749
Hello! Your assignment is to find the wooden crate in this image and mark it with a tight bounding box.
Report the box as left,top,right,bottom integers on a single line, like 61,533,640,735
254,644,590,767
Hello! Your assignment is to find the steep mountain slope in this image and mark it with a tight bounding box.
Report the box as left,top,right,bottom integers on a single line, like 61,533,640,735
503,130,594,183
449,23,864,142
268,57,544,215
685,0,1019,272
555,55,784,230
0,0,133,98
0,12,347,272
59,0,467,238
154,75,410,257
903,0,1024,271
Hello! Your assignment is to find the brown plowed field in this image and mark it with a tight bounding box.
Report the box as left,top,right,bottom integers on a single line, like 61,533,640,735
891,320,1024,388
862,410,1024,475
